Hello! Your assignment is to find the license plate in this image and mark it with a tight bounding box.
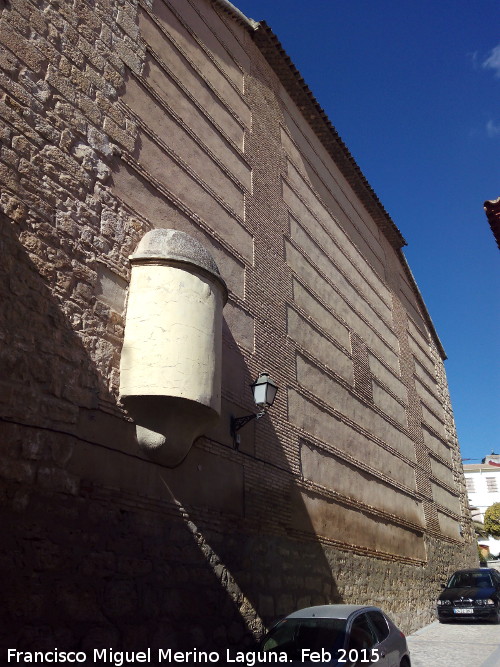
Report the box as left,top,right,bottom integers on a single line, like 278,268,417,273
454,608,473,614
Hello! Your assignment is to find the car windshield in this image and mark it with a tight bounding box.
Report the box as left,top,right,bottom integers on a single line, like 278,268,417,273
262,617,347,660
447,572,493,589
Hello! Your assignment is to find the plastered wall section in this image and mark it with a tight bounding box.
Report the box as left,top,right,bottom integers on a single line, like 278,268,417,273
277,79,465,552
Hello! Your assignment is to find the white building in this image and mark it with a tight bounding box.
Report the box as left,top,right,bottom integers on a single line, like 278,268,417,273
463,454,500,556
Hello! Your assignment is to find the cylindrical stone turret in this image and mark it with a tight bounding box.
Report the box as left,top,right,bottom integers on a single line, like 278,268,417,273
119,229,227,466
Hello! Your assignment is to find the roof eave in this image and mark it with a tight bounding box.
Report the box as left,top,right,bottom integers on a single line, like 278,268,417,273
252,21,407,252
211,0,259,29
484,197,500,250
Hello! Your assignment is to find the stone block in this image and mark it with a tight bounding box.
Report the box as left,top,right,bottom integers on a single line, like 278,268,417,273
81,626,120,651
275,593,294,616
0,21,46,72
102,116,135,153
36,467,79,495
0,458,36,483
103,580,138,618
118,555,153,576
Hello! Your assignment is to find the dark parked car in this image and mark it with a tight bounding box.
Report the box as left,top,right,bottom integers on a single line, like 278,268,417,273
437,568,500,623
261,604,411,666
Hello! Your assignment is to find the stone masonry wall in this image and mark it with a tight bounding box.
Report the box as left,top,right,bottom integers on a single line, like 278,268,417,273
0,0,476,654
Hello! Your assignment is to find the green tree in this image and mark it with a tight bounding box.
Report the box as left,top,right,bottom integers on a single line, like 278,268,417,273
484,503,500,538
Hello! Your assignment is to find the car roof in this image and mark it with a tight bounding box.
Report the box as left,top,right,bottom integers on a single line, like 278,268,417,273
285,605,382,620
451,568,495,574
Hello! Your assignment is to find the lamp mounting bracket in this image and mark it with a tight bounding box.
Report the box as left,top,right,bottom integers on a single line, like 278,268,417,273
230,410,266,447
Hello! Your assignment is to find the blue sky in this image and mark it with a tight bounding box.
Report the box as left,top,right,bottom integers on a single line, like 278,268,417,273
234,0,499,463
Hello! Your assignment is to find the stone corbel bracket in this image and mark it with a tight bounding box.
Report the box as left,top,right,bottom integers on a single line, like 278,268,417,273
119,229,227,467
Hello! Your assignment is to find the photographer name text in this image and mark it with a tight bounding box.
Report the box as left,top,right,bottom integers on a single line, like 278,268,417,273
6,648,298,666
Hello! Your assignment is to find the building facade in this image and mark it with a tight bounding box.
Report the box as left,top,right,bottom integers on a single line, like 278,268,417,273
0,0,476,652
484,197,500,249
464,455,500,556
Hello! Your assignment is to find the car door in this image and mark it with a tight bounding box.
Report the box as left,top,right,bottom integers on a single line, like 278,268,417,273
345,612,389,667
493,571,500,614
365,611,400,667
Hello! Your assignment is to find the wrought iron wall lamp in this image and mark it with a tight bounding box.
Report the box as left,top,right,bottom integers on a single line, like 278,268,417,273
230,373,278,448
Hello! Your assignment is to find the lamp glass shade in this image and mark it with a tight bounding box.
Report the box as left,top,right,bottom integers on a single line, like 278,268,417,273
251,373,278,408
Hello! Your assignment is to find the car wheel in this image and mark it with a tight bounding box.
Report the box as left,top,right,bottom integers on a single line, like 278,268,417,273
438,618,449,624
493,609,500,624
400,657,411,667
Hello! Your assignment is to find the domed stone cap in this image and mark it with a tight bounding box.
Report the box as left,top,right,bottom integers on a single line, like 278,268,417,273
131,229,226,292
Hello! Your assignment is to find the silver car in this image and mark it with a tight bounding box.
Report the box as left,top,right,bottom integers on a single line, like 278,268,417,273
261,604,411,666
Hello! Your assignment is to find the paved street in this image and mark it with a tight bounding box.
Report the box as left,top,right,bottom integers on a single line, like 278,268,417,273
407,620,500,667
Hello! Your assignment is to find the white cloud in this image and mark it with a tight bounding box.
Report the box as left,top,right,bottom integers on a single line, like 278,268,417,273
468,51,479,69
486,120,500,138
482,45,500,78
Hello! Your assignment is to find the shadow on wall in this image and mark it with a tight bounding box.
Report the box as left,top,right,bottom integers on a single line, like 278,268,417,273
0,215,342,652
